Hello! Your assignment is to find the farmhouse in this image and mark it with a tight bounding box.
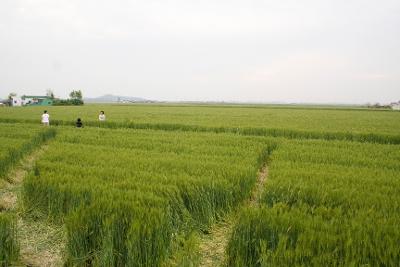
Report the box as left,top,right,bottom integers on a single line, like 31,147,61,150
11,95,53,106
22,95,53,106
11,96,23,106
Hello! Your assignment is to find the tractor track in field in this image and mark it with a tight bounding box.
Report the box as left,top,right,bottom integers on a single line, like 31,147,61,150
197,164,269,267
0,144,65,267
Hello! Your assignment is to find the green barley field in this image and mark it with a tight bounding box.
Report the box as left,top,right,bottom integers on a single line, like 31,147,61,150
0,104,399,266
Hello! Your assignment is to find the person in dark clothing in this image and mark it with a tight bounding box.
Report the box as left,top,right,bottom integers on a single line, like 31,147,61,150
76,118,83,128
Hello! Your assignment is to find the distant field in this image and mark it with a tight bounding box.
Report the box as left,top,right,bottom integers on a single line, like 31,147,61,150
0,104,399,135
0,104,399,266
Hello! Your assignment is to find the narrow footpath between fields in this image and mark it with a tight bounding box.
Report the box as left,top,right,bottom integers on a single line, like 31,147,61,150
197,164,269,267
0,145,65,267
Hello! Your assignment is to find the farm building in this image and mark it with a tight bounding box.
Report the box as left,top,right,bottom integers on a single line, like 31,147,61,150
11,96,23,106
22,95,53,106
10,95,53,106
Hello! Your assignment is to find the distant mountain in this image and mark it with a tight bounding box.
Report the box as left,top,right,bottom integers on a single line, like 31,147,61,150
84,94,150,103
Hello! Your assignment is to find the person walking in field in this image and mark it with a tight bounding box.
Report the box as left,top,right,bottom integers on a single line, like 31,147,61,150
99,111,106,121
41,110,50,126
76,118,83,128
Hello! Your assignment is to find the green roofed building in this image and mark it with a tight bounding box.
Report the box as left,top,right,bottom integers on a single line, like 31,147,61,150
21,95,53,106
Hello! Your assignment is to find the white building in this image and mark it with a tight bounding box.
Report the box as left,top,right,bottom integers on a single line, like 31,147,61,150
11,97,22,106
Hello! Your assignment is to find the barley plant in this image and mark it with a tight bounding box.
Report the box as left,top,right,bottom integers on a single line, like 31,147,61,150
227,139,400,266
0,105,399,266
0,123,56,179
0,214,19,267
23,127,275,266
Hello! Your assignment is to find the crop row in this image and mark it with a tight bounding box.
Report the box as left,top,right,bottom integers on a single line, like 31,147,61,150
0,123,56,266
23,127,275,266
227,139,400,266
0,104,399,135
0,123,56,179
1,118,399,145
0,213,18,266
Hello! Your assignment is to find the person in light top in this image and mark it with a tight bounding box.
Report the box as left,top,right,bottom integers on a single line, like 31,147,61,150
99,111,106,121
41,110,50,126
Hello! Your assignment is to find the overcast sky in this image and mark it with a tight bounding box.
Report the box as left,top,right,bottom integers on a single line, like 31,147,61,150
1,0,399,103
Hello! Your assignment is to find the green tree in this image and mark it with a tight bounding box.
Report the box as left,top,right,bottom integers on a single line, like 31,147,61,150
66,90,84,105
7,92,17,100
69,90,83,100
46,89,55,99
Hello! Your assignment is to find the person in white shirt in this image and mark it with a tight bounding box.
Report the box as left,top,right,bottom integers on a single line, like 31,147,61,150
98,111,106,121
41,110,50,126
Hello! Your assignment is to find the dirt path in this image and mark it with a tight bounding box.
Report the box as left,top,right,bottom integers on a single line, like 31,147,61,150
249,165,268,206
0,145,65,267
197,164,269,267
0,147,46,210
197,219,231,267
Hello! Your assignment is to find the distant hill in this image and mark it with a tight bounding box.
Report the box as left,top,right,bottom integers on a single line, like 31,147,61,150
84,94,150,103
